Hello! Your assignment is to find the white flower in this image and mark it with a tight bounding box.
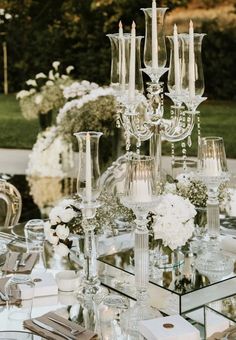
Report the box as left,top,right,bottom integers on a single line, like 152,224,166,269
164,183,177,194
49,206,62,225
56,224,70,240
54,243,70,256
54,72,60,79
48,70,55,80
153,193,196,250
60,207,77,223
46,80,54,86
0,9,4,15
61,74,69,80
26,79,37,87
35,72,47,79
5,13,12,20
16,90,30,99
35,94,43,105
52,61,60,71
66,65,74,74
29,88,36,94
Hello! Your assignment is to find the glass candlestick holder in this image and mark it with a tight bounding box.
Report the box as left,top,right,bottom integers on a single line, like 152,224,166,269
74,131,107,301
195,137,234,281
120,155,161,335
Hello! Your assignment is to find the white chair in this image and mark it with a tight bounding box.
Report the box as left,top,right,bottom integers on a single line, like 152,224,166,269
0,179,22,226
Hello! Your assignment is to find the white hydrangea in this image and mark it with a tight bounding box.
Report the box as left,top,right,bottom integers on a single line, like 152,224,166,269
152,193,196,250
52,61,60,70
57,86,114,124
26,79,37,87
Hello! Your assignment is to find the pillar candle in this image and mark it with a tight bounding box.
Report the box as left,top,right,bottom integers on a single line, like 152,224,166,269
131,179,152,202
152,0,158,69
173,24,181,95
189,20,195,99
129,21,136,101
85,132,92,201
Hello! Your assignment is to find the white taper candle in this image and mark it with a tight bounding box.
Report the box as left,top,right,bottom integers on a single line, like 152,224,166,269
129,21,136,101
85,132,92,201
173,24,181,95
152,0,158,69
189,20,195,99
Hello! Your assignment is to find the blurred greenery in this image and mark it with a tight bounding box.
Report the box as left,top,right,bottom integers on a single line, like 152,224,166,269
0,0,234,100
1,94,236,160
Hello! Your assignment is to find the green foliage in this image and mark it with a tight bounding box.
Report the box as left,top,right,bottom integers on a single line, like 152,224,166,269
200,21,236,100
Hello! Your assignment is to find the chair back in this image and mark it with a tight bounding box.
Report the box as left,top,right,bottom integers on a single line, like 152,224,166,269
0,179,22,226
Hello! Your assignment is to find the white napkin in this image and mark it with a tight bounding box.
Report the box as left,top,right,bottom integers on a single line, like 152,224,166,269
221,236,236,254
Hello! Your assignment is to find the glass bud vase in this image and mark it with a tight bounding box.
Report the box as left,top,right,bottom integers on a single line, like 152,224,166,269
141,7,168,69
74,131,106,300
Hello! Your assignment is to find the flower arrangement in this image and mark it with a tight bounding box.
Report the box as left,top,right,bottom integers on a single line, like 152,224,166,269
152,193,196,250
44,190,134,256
26,126,73,178
164,173,228,208
56,85,117,147
44,198,82,256
16,61,74,120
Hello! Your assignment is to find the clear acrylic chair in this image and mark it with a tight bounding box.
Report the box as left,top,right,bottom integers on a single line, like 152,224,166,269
0,179,22,226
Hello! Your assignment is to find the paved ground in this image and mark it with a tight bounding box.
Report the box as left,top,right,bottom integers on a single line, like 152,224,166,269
0,148,235,175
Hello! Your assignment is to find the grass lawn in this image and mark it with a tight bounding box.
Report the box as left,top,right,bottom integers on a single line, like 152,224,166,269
0,94,236,158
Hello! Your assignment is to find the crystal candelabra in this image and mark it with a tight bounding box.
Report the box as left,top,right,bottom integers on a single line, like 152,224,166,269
107,5,207,180
120,155,161,334
74,131,107,300
195,137,234,281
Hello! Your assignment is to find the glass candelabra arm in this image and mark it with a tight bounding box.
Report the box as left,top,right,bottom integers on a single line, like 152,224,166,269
162,110,196,142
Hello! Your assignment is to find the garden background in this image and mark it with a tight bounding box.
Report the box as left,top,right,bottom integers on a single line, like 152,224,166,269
0,0,235,157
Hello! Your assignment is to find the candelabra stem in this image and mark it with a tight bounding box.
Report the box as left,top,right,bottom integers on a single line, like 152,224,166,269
207,186,220,239
149,125,162,180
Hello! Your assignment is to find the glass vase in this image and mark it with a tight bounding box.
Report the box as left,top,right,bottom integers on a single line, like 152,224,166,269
74,131,106,300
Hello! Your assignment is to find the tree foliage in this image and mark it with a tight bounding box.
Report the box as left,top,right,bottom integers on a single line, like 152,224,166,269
0,0,234,99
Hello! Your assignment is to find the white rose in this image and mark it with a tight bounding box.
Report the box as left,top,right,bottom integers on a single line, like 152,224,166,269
35,94,43,105
49,207,62,225
54,243,70,257
46,80,54,86
52,61,60,70
26,79,37,87
5,13,12,20
56,224,70,240
35,72,47,79
47,229,59,245
60,208,77,223
66,65,74,74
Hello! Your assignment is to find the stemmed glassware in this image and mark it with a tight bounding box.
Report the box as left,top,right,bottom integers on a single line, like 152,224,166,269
74,131,107,300
120,155,161,335
195,136,234,280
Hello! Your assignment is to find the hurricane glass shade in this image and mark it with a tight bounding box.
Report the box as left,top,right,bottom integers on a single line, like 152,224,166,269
74,131,103,203
124,155,157,204
180,33,206,97
198,136,228,177
141,7,168,69
107,33,144,96
167,35,183,95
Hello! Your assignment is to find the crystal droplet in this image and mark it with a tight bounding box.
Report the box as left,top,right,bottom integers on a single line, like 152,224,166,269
187,135,192,148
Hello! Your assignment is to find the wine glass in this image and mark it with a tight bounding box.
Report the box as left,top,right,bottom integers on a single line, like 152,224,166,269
195,136,233,281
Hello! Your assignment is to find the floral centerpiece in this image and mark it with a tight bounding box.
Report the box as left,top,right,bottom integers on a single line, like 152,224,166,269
44,198,82,256
16,61,74,125
152,193,196,250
